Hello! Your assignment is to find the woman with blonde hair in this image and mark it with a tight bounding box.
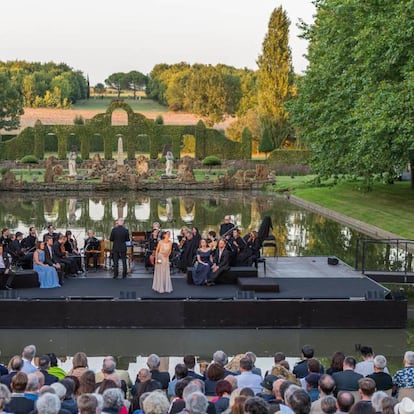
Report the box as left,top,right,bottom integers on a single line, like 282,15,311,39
67,352,89,379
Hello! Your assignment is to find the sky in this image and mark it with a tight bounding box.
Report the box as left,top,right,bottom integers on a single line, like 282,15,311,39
1,1,316,85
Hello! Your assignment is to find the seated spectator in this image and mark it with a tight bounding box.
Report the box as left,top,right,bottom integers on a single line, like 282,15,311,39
1,356,23,391
78,370,96,396
321,397,337,414
5,371,35,414
46,354,66,381
244,396,269,414
67,353,89,380
168,377,193,414
36,392,61,414
130,369,161,413
185,392,209,414
392,351,414,397
21,345,37,375
336,391,355,414
349,401,375,414
332,357,363,395
367,356,392,392
326,352,345,376
38,356,58,386
310,374,336,414
212,351,234,377
355,347,376,377
0,384,11,412
244,352,262,377
236,358,262,395
205,363,225,396
380,396,397,414
300,359,322,389
358,378,376,403
142,390,170,414
305,373,320,403
183,355,204,380
24,373,40,401
288,389,311,414
370,391,388,414
77,393,98,414
168,364,188,400
146,355,170,390
102,388,125,414
213,380,232,414
257,374,278,402
230,395,248,414
294,346,324,379
60,378,78,414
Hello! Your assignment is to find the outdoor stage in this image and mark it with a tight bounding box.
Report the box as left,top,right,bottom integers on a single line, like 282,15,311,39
0,256,406,329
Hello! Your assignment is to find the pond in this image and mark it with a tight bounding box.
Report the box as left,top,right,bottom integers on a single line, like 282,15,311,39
0,190,410,362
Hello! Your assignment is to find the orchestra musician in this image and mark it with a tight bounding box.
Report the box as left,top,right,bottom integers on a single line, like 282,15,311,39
207,230,218,251
219,215,235,239
64,230,83,273
228,228,253,266
84,230,101,271
0,228,10,253
21,227,38,252
43,225,58,243
53,233,81,276
207,238,231,286
0,243,15,290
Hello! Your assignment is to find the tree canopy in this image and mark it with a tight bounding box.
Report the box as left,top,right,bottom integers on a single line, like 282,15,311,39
288,0,414,180
0,69,24,130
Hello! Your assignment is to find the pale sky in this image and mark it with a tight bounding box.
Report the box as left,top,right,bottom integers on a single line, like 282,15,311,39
1,1,315,85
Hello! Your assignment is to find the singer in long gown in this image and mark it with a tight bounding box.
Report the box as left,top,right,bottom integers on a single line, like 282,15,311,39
152,231,173,293
192,239,213,285
33,242,61,288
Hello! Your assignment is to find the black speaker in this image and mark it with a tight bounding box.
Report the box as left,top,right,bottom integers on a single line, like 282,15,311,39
364,290,385,300
119,291,137,300
235,290,256,300
327,257,339,265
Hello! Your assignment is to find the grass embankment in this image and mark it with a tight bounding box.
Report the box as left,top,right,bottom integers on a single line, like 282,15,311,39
273,178,414,240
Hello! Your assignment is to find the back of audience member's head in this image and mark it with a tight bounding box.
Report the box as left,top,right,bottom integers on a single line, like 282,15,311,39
307,358,321,373
175,377,193,399
371,391,388,413
102,388,124,411
285,384,302,408
215,380,232,397
381,396,396,414
359,346,373,358
78,370,96,395
39,386,55,396
184,355,196,370
245,352,257,365
77,393,98,414
72,352,88,369
97,379,118,394
22,344,37,360
26,373,40,392
279,380,294,402
330,352,345,372
47,353,59,368
404,351,414,366
147,354,161,370
183,382,203,401
373,355,387,370
244,396,270,414
51,382,67,400
185,391,208,414
175,363,188,379
344,356,357,369
138,392,152,412
143,390,170,414
240,387,255,398
349,401,376,414
302,345,314,359
319,374,335,396
65,375,80,396
288,389,312,414
224,375,238,391
213,350,228,366
239,357,253,372
321,396,337,414
191,378,206,394
337,391,355,413
358,378,376,397
207,362,225,381
0,384,11,410
11,371,28,392
102,358,116,375
8,355,23,372
35,371,46,389
232,395,247,414
60,377,76,398
38,355,51,370
280,360,290,370
36,392,61,414
274,352,286,364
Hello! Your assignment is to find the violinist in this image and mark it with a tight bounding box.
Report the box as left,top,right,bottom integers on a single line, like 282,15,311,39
219,215,234,239
53,233,81,276
244,231,261,265
84,230,101,271
0,228,11,253
207,230,218,251
228,228,252,266
64,230,83,272
22,227,38,252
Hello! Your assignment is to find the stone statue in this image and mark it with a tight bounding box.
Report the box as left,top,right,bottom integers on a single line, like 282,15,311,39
68,146,78,177
165,151,174,176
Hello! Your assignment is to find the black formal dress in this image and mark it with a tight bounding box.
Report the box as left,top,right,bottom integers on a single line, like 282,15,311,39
109,225,130,278
0,251,15,289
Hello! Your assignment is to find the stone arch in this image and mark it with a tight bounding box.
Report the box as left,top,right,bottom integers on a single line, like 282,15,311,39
106,100,135,126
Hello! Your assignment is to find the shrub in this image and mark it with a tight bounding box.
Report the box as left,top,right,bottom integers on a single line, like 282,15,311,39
20,155,39,164
73,115,85,125
154,115,164,125
0,167,10,175
202,156,222,166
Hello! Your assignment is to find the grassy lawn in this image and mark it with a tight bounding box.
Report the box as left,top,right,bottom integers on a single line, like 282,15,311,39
73,97,168,112
292,180,414,239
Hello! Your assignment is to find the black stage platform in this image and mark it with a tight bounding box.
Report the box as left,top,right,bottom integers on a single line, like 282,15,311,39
0,257,407,329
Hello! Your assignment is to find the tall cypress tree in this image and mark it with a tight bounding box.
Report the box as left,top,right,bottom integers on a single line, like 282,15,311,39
257,6,293,149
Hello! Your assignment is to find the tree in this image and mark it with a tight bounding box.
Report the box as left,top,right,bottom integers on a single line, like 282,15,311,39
0,70,24,130
259,128,275,158
94,83,105,96
125,70,147,100
257,6,294,148
241,127,253,160
105,72,127,98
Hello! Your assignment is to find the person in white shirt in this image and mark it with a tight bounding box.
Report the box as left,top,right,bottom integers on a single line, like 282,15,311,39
236,357,263,395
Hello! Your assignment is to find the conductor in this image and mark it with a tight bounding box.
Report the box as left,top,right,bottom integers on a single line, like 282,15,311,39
109,218,130,279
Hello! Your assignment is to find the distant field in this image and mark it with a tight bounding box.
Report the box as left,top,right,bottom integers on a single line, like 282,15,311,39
73,97,168,112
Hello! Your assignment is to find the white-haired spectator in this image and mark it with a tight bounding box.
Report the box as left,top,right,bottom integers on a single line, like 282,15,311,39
77,393,98,414
25,373,40,400
36,393,61,414
186,392,208,414
244,352,262,377
392,352,414,396
0,384,11,411
371,391,388,413
51,382,66,401
142,390,169,414
146,354,170,390
367,356,393,392
102,388,124,414
22,345,37,374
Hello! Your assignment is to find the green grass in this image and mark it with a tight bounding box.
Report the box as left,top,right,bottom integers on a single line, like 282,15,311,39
293,180,414,239
73,97,168,112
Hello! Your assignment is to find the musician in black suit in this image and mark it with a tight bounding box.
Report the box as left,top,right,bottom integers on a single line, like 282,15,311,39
84,230,101,270
44,236,63,284
109,218,130,279
219,215,235,238
207,239,231,285
0,243,15,290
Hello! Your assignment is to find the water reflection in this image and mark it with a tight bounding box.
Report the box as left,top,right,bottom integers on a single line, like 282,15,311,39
0,191,367,267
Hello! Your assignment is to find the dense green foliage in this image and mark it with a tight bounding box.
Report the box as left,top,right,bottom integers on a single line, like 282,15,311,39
202,156,222,166
289,0,414,181
19,154,39,163
0,69,24,130
105,71,148,99
259,128,275,156
0,61,88,108
257,6,294,148
146,63,256,126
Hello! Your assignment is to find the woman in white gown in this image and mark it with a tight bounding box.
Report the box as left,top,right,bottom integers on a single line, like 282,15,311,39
152,231,173,293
